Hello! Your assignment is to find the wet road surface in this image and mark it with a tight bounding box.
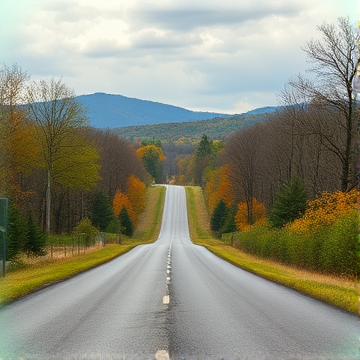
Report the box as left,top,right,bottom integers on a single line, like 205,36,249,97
0,185,359,359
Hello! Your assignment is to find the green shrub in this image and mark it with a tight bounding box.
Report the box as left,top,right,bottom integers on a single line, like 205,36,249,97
232,211,360,276
73,217,98,247
319,211,360,275
106,218,121,235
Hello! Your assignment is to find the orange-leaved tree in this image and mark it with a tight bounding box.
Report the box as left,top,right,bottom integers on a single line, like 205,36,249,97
126,175,146,221
235,198,267,232
205,166,234,214
113,189,136,223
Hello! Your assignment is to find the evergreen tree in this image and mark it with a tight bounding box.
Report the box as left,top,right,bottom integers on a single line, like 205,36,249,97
210,199,227,232
25,213,46,257
119,207,133,237
269,177,307,228
91,191,114,231
194,134,213,185
7,204,27,260
222,205,237,234
196,134,212,157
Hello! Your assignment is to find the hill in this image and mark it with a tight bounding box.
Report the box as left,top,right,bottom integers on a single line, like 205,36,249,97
77,93,230,128
110,112,271,141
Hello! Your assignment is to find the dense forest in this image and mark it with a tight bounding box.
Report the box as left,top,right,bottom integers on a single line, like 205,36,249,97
110,112,269,141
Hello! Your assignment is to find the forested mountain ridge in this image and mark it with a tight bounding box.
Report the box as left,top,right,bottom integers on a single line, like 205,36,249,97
110,113,270,141
77,93,230,128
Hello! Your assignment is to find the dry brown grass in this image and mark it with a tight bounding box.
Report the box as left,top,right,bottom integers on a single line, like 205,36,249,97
17,244,104,265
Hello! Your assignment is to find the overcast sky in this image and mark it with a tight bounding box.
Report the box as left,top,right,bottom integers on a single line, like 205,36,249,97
1,0,358,114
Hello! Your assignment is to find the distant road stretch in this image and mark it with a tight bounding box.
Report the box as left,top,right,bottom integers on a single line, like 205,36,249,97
0,185,359,359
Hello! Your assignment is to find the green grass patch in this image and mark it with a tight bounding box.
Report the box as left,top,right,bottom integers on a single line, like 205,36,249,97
130,185,166,244
185,186,359,315
0,186,166,306
185,186,213,242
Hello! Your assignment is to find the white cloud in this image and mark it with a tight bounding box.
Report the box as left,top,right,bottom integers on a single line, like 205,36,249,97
1,0,359,113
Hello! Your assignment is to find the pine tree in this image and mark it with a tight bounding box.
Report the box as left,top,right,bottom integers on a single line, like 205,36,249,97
25,213,46,257
7,204,27,260
194,134,213,185
91,191,114,231
196,134,212,157
210,199,227,232
119,207,133,237
269,177,307,228
222,205,237,233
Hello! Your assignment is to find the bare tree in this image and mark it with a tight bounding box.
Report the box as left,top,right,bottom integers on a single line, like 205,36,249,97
222,107,344,212
0,63,29,109
86,129,149,197
286,17,360,191
222,124,263,224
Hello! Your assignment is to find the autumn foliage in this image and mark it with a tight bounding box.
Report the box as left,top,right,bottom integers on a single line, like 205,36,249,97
235,198,267,232
112,189,136,223
231,189,360,276
126,175,147,221
112,175,147,232
290,189,359,232
205,166,234,214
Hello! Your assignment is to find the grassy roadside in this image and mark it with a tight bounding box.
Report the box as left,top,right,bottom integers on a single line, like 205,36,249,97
131,185,166,245
0,186,166,306
185,186,359,315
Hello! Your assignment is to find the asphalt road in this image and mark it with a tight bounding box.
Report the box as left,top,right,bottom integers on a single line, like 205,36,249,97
0,185,359,359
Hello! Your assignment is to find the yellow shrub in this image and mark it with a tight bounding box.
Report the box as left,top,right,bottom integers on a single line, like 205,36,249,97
290,189,359,232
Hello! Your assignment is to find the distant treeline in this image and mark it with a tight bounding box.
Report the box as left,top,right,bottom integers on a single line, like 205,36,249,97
110,113,269,141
